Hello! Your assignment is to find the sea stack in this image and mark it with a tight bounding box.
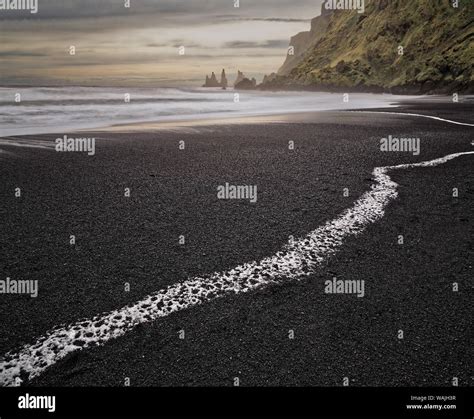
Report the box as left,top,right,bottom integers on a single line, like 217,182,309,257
209,72,219,86
234,70,245,87
202,71,221,87
203,70,228,88
235,77,257,90
220,69,228,89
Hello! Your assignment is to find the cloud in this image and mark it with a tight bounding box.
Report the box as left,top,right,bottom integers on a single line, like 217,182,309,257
246,17,311,22
0,0,325,86
262,39,290,48
223,40,289,49
0,0,321,21
0,50,47,57
170,40,205,49
216,15,311,23
146,43,170,48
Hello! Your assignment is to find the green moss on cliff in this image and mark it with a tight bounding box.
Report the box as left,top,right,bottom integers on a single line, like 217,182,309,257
265,0,473,93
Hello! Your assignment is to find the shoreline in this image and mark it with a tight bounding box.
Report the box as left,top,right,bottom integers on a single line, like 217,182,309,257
0,100,472,386
2,91,473,138
96,98,474,133
0,91,416,138
2,97,473,139
257,82,474,96
2,83,473,95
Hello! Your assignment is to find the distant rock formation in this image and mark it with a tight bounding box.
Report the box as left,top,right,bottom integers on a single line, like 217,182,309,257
233,70,245,87
235,77,257,90
220,69,228,89
202,69,258,90
202,71,221,87
262,73,278,84
203,69,229,88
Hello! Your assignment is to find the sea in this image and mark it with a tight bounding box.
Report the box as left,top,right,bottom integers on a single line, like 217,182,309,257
0,86,403,137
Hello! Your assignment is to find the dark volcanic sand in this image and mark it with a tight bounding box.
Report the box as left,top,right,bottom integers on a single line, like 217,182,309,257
0,102,472,386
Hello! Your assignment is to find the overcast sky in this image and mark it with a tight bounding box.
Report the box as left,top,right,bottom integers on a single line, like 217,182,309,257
0,0,324,87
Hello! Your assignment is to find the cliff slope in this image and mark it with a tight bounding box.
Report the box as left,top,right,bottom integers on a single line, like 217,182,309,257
278,8,332,76
263,0,473,94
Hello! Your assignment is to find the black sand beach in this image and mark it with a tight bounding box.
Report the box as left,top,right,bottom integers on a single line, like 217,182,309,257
0,100,472,386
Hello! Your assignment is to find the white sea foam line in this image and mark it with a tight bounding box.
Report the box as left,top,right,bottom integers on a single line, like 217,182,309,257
1,151,473,387
0,139,55,150
351,111,474,127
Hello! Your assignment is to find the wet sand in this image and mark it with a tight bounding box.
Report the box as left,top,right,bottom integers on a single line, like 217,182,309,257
0,100,472,386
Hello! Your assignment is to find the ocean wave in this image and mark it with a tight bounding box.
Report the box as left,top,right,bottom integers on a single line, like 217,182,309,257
0,87,405,137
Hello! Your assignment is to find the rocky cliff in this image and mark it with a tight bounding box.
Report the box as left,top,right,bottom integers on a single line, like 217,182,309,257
262,0,474,94
278,7,332,76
